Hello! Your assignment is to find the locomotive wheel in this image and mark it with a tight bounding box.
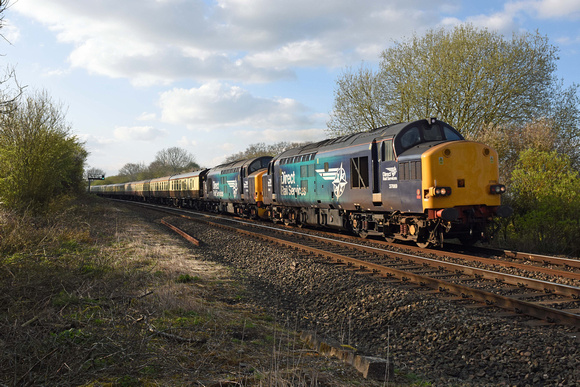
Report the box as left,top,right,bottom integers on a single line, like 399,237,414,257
384,236,396,243
358,230,368,239
416,241,431,248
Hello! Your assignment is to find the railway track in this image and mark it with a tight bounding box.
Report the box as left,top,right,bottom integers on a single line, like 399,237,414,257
115,200,580,328
449,244,580,273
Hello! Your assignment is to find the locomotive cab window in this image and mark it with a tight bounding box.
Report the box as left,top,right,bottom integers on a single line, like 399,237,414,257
423,124,443,141
399,127,421,150
443,126,463,141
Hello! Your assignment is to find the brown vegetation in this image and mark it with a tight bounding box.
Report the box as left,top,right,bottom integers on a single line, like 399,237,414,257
0,196,381,386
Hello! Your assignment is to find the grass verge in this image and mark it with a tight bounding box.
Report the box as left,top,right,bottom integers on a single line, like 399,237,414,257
0,196,383,386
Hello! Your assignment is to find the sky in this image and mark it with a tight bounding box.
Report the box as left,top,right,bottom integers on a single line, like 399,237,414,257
2,0,580,176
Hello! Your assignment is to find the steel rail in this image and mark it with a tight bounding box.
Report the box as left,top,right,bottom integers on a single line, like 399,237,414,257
416,245,580,280
450,245,580,270
502,250,580,269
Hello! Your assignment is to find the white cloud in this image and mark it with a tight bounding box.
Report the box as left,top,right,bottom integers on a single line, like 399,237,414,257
465,11,517,31
178,136,198,147
78,133,116,146
159,81,321,130
457,0,580,34
12,0,452,85
2,19,21,43
113,126,167,141
137,112,157,121
42,68,71,77
235,127,327,143
246,40,344,69
532,0,580,19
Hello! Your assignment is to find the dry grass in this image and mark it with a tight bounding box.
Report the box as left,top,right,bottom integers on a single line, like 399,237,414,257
0,197,379,386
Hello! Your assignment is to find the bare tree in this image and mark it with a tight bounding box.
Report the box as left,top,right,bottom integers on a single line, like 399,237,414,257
118,162,146,180
150,147,198,175
85,167,106,179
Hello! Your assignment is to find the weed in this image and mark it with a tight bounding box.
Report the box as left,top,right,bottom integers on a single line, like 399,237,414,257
114,375,142,387
176,273,201,283
256,313,274,322
52,290,81,307
51,328,88,345
399,370,432,386
59,239,80,251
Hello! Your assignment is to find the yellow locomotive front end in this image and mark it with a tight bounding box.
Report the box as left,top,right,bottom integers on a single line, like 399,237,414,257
247,169,269,219
421,140,510,242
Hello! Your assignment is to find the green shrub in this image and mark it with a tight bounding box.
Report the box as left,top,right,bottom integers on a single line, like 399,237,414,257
506,149,580,255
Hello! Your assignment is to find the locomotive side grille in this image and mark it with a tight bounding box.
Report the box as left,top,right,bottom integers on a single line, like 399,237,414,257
400,161,422,180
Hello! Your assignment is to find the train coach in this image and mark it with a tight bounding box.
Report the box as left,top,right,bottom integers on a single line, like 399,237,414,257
93,118,511,247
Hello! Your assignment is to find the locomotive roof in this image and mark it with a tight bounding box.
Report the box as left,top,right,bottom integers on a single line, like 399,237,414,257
212,155,272,170
207,155,273,176
276,119,457,159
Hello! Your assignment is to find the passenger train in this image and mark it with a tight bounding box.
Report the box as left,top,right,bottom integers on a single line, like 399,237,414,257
92,119,512,247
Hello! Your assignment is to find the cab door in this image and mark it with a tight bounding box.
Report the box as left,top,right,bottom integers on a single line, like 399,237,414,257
378,139,401,211
371,141,381,205
398,159,423,213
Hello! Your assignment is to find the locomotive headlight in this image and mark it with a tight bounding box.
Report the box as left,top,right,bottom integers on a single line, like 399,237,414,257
430,186,452,197
490,184,506,194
